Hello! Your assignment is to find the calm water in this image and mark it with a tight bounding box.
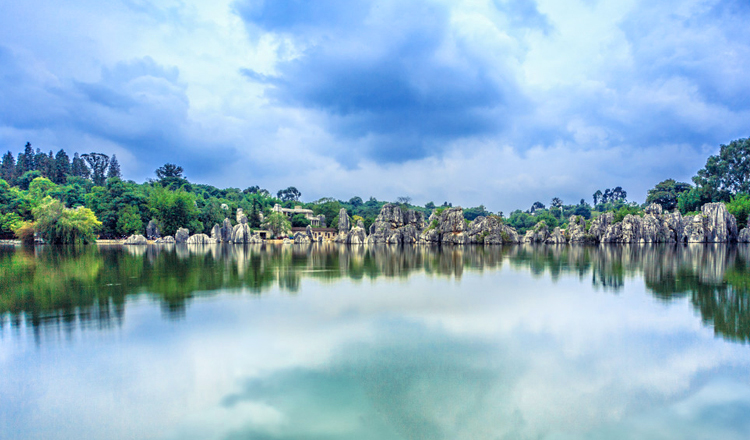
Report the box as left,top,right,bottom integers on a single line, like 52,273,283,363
1,243,749,439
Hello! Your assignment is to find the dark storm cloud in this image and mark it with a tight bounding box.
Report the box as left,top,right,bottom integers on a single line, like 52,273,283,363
236,0,522,163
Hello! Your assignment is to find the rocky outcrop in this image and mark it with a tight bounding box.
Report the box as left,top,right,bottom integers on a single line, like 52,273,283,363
210,224,221,242
420,207,467,244
124,234,148,245
146,220,160,240
523,221,549,243
221,218,233,242
545,227,566,244
347,226,367,244
567,216,594,244
599,204,686,243
338,208,350,233
356,219,365,229
367,204,425,244
589,212,613,242
739,227,750,243
187,234,216,245
236,208,248,225
231,223,252,243
293,231,312,244
465,215,520,244
155,236,175,244
175,228,190,244
681,203,738,243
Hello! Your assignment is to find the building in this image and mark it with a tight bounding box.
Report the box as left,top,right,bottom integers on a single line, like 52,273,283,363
272,204,326,227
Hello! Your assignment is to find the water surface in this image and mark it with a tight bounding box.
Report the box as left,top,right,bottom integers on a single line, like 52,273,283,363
1,244,749,439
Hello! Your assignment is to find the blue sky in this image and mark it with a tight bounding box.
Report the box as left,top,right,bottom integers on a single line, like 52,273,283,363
1,0,748,213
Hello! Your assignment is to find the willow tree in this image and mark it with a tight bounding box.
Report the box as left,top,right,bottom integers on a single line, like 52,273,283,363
32,197,101,244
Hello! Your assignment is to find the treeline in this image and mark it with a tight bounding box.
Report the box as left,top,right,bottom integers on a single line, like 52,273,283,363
1,137,749,243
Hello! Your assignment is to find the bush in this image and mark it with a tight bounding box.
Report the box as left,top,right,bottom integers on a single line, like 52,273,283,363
33,197,102,244
727,194,750,228
613,205,643,223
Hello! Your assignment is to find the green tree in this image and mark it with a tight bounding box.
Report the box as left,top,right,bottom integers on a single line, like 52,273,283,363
52,149,71,184
82,153,110,186
291,213,311,227
148,185,200,236
32,197,101,244
727,194,750,229
71,153,91,179
694,138,750,195
646,179,692,211
1,151,16,184
277,186,301,202
107,154,122,179
16,142,35,175
116,205,143,237
262,212,291,238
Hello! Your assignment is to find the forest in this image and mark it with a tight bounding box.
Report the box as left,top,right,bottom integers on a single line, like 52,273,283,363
1,138,749,243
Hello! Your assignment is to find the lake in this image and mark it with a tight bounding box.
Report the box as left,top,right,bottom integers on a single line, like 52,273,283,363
1,243,749,439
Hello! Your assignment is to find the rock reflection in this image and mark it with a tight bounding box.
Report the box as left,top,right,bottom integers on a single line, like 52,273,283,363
1,243,749,343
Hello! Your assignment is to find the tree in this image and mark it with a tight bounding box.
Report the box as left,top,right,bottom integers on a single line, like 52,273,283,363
116,205,143,237
155,163,184,180
593,190,602,206
262,212,291,238
348,196,363,207
551,197,563,217
32,197,101,244
148,185,200,236
1,151,16,184
396,196,411,205
277,186,301,202
425,201,436,210
107,154,122,179
291,213,310,227
646,179,692,211
52,150,71,184
727,194,750,229
71,153,91,179
529,201,545,213
82,153,110,186
694,138,750,195
16,142,35,176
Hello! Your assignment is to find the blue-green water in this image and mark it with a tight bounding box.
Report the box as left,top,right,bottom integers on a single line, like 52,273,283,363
1,243,749,439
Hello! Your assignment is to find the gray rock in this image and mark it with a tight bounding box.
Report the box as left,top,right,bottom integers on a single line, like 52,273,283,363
187,234,216,244
739,228,750,243
367,204,425,244
681,203,738,243
567,216,594,244
210,224,221,242
124,234,148,245
589,212,613,242
231,223,252,243
357,219,365,229
338,208,351,233
155,236,175,244
146,219,160,240
236,208,248,225
522,221,549,243
347,227,367,244
221,218,233,243
175,228,190,243
466,216,520,244
293,231,312,244
220,203,229,211
305,224,314,239
545,227,566,244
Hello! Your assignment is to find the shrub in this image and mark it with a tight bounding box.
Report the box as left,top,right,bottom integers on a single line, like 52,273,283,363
727,194,750,228
33,197,102,244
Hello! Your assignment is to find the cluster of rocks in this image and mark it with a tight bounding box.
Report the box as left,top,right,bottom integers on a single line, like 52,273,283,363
124,201,750,247
125,209,263,245
365,204,425,244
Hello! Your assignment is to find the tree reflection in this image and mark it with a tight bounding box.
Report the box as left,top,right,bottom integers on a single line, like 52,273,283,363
1,243,749,343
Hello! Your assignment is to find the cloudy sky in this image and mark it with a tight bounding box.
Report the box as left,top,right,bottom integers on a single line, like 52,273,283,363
1,0,748,213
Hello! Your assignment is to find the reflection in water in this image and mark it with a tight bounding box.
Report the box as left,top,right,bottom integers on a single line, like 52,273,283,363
1,243,750,343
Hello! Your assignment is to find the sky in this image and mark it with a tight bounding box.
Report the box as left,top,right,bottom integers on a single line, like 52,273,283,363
0,0,748,213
